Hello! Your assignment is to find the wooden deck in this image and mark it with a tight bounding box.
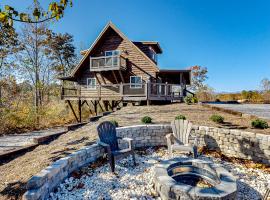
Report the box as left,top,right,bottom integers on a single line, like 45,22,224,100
61,82,185,101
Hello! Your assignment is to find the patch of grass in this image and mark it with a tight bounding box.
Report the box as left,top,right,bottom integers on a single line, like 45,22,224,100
141,116,152,124
184,96,198,105
251,119,268,129
210,114,224,124
175,115,186,120
110,120,119,127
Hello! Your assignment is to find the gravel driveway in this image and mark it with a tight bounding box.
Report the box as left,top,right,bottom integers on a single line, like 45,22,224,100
209,104,270,119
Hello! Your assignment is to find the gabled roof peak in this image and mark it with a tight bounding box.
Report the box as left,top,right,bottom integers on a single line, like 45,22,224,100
71,21,159,76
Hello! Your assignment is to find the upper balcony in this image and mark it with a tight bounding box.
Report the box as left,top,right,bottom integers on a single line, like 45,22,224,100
90,55,127,71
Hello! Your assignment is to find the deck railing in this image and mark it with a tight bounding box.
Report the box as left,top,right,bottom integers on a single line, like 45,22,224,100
90,55,126,71
61,82,184,100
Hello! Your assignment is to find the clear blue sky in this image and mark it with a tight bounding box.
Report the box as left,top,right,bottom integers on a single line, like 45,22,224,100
2,0,270,92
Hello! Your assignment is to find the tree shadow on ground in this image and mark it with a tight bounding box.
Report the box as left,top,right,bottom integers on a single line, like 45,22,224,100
0,181,26,200
219,122,247,130
203,135,221,152
239,138,269,166
66,137,89,145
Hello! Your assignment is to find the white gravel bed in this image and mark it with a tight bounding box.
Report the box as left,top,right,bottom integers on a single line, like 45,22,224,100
49,148,269,200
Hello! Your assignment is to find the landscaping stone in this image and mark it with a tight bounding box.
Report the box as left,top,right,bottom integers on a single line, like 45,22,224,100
48,148,270,200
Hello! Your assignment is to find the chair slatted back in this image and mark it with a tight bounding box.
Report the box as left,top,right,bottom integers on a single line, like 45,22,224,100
97,121,119,151
171,119,193,145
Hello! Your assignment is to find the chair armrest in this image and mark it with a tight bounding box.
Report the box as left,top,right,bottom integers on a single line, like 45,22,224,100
97,140,111,153
166,133,173,147
122,137,134,150
192,135,198,146
165,133,172,139
117,136,123,140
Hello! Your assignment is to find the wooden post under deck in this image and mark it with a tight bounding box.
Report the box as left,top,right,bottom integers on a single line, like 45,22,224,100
85,101,93,114
78,99,82,122
103,101,109,111
94,100,98,116
67,100,79,122
147,79,151,106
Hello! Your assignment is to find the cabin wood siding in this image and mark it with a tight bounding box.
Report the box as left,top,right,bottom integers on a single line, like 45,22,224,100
133,43,155,62
76,27,158,86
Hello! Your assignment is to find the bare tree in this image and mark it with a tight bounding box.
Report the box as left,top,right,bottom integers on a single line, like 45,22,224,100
260,78,270,92
16,20,54,125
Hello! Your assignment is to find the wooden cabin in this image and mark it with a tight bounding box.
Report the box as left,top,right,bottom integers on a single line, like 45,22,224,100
60,22,192,122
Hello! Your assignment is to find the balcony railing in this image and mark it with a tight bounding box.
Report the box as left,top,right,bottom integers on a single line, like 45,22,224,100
61,82,185,101
90,55,126,71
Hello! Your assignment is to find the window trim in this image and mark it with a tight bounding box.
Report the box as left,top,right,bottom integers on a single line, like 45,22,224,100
130,76,143,89
149,47,157,62
105,50,121,56
87,78,97,89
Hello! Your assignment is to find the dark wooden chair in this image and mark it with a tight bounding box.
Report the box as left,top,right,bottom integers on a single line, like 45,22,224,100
97,121,136,172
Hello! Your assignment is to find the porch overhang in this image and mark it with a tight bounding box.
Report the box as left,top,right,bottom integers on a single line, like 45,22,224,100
157,69,191,85
58,76,77,81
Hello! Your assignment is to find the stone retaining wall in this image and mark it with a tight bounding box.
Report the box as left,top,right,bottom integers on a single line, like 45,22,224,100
23,144,104,200
192,126,270,164
117,124,171,148
23,124,270,200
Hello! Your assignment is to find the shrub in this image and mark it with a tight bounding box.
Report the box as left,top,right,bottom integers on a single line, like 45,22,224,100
141,116,152,124
184,96,198,104
210,115,224,123
110,120,119,127
251,119,268,129
175,115,186,120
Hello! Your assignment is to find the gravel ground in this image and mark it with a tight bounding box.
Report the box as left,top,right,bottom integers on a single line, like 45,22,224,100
49,148,270,200
208,103,270,120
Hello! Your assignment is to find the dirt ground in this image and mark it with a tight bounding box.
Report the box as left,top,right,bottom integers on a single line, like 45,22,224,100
1,103,270,200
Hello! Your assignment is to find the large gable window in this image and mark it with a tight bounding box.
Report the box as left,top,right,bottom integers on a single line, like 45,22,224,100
87,78,96,89
130,76,142,88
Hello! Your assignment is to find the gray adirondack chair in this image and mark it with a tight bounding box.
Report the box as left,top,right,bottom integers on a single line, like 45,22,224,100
166,119,198,158
97,121,136,172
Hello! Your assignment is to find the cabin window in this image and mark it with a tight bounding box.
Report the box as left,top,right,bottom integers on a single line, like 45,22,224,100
105,50,121,66
130,76,142,88
87,78,96,89
149,47,157,62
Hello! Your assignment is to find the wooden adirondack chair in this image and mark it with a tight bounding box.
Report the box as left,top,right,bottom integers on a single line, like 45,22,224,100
166,119,198,158
97,121,136,172
263,184,270,200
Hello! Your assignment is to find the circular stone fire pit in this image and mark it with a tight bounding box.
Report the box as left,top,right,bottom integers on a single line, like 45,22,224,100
154,158,237,200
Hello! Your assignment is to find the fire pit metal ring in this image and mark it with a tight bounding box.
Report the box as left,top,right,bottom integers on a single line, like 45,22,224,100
154,158,237,200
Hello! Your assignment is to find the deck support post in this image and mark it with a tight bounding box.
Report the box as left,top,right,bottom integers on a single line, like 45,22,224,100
94,100,98,116
112,100,116,111
78,99,82,122
103,101,109,111
146,79,151,106
97,101,104,112
67,100,79,122
107,101,113,110
85,101,93,114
